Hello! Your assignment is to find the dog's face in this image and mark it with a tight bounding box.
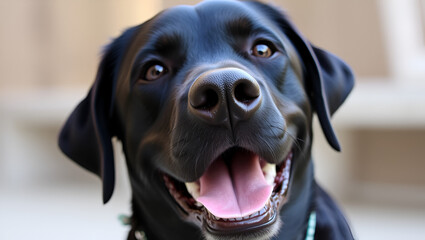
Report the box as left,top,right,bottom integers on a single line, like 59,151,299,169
59,1,353,239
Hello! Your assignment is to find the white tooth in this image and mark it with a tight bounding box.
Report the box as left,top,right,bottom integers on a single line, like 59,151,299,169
236,217,242,221
262,163,276,185
185,182,200,199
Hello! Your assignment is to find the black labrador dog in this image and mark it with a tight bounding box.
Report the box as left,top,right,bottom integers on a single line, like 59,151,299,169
59,1,354,239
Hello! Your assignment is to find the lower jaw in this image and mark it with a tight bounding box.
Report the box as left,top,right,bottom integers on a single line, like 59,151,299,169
204,198,278,235
162,150,293,236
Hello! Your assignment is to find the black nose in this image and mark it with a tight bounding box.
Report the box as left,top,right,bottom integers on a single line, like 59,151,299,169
188,67,262,126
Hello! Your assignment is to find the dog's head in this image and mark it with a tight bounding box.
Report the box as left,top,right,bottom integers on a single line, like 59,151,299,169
59,1,353,239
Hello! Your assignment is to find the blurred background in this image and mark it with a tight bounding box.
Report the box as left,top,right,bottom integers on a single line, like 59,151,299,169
1,0,424,239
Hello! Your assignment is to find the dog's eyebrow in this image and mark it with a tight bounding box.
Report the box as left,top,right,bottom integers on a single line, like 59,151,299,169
152,32,185,56
226,17,255,36
226,16,272,37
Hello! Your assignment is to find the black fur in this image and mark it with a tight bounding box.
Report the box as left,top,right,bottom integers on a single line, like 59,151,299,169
59,1,354,239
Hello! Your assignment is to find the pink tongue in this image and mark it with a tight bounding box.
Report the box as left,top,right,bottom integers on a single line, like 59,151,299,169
196,151,273,218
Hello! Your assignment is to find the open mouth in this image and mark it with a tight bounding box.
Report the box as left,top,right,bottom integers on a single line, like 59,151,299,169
163,147,293,234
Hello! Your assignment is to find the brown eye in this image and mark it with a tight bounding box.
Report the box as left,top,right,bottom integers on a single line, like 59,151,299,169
251,43,274,58
144,64,167,81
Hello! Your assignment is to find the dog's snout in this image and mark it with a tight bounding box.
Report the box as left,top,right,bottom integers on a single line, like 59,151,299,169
188,67,262,126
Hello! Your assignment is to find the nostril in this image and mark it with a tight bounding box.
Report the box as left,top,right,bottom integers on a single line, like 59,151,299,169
188,68,262,124
234,81,260,105
190,88,219,110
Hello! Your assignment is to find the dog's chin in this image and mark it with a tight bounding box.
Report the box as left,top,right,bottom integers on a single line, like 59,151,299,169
162,147,293,240
203,217,282,240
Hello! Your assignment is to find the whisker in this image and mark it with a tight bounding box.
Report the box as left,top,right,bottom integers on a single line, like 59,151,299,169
286,132,308,159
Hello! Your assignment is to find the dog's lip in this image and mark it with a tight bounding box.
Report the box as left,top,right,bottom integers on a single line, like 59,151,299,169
162,147,293,234
204,199,277,234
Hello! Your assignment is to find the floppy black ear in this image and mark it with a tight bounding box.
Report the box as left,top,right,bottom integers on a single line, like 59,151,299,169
249,2,354,151
58,26,139,203
310,46,354,151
